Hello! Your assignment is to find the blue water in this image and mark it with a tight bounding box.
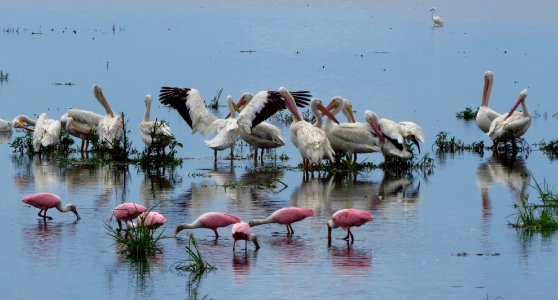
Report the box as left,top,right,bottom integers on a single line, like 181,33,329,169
1,1,557,299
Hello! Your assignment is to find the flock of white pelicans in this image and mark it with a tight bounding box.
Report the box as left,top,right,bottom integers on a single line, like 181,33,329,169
0,70,531,170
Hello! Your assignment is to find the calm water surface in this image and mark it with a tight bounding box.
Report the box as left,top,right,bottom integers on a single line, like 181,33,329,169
1,1,557,299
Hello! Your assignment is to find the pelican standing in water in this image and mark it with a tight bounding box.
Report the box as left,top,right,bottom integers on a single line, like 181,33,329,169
139,95,174,151
430,7,444,27
476,71,501,133
365,111,424,159
278,87,338,172
60,108,103,152
93,84,123,149
32,113,61,153
323,97,382,164
0,118,12,132
488,89,530,147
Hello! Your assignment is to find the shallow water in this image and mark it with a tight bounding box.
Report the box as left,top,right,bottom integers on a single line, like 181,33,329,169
1,0,558,299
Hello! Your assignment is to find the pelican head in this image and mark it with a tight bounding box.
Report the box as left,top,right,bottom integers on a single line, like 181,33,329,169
342,99,356,123
12,115,35,131
504,89,528,121
145,95,152,106
313,98,340,125
93,84,114,116
325,96,344,113
364,110,385,144
236,92,254,110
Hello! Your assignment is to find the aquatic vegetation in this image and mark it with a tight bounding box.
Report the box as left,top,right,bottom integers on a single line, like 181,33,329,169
9,131,34,155
174,233,217,275
105,219,166,259
380,152,435,177
536,139,558,159
511,177,558,231
491,137,531,156
91,113,137,162
54,82,74,86
136,121,183,169
433,131,485,155
455,106,478,120
206,88,223,110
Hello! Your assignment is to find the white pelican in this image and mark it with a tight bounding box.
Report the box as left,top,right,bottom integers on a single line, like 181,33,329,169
0,118,12,132
93,84,123,149
488,89,530,145
60,109,103,152
476,71,501,133
365,111,424,159
235,92,286,165
12,115,36,132
159,87,311,162
323,97,381,164
429,7,444,27
278,87,338,171
32,113,61,153
139,95,174,150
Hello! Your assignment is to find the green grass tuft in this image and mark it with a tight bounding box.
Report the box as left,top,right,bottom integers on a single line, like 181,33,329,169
174,233,217,275
455,107,478,120
510,176,558,231
105,219,166,259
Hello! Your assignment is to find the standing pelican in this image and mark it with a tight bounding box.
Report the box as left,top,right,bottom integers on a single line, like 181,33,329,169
365,111,424,159
476,71,501,133
33,113,61,153
139,95,174,149
0,118,12,132
278,87,338,171
429,7,444,27
488,89,530,145
60,108,103,152
93,84,123,148
323,97,382,164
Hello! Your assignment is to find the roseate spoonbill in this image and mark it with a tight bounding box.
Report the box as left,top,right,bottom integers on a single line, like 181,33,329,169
60,109,103,152
323,97,382,164
113,202,148,231
249,206,315,235
327,208,372,244
430,7,444,27
232,222,260,251
32,113,61,153
174,212,241,238
476,71,501,133
21,192,80,220
129,212,167,230
159,87,310,162
365,111,424,159
93,84,123,148
0,118,12,132
139,95,173,149
278,87,338,171
488,89,530,145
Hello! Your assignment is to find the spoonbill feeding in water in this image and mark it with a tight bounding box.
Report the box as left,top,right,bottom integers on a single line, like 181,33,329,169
21,193,80,220
327,208,372,244
174,212,241,239
232,222,260,252
113,202,148,231
248,206,315,235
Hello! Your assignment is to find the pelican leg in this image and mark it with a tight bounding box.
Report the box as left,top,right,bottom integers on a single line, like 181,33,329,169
353,153,357,163
80,140,85,152
254,148,258,165
214,149,218,162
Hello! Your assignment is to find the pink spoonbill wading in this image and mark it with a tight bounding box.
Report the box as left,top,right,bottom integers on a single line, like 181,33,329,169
128,212,168,230
113,202,148,231
21,193,80,220
232,222,260,252
327,208,373,244
248,206,315,235
174,212,241,239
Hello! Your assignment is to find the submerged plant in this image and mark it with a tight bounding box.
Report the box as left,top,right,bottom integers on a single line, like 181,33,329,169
207,88,223,110
433,131,485,155
456,106,478,120
9,131,34,155
174,233,217,275
537,139,558,159
105,219,166,258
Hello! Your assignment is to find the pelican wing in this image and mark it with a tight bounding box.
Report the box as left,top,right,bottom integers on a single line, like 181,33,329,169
238,90,312,133
398,121,425,142
379,118,404,150
204,118,239,150
67,109,103,127
328,123,381,152
488,112,531,140
159,87,217,134
42,119,61,147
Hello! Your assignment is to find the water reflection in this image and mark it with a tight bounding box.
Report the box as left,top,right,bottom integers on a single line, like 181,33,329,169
21,220,78,263
329,244,373,276
140,168,182,209
476,155,530,206
232,251,258,282
107,255,166,299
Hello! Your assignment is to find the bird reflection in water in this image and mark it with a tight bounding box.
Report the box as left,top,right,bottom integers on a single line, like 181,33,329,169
329,244,372,276
232,251,258,282
21,219,78,263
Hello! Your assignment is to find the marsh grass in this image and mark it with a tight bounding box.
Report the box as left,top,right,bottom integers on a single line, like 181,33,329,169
9,131,33,155
455,106,478,120
0,70,8,80
136,121,183,169
511,176,558,231
492,138,531,156
105,219,166,258
174,233,217,275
